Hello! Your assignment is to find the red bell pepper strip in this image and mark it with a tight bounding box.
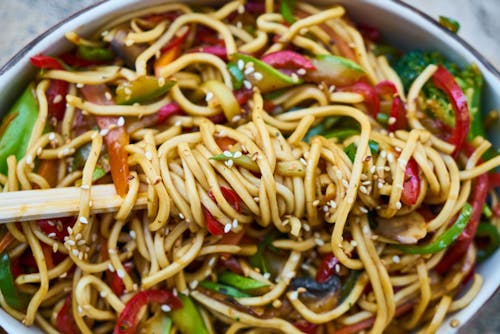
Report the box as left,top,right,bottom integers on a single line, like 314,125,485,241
108,262,133,297
356,24,380,42
315,253,339,283
261,51,315,71
432,65,470,156
56,295,79,334
339,82,379,117
435,172,489,274
46,79,70,121
244,1,266,14
489,172,500,189
214,136,237,151
294,319,318,334
375,80,407,131
30,55,65,70
80,85,130,197
400,158,420,206
38,217,76,242
157,102,185,125
114,289,182,334
190,45,228,61
59,52,106,68
204,186,241,235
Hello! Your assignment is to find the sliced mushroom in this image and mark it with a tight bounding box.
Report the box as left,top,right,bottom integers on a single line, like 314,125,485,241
374,211,427,244
289,276,341,313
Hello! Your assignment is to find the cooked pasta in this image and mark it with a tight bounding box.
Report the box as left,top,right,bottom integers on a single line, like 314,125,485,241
0,1,499,334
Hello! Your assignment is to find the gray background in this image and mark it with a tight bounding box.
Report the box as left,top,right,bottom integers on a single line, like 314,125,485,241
0,0,499,333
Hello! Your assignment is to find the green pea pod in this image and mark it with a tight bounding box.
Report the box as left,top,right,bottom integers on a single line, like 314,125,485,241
218,271,269,293
0,84,38,175
77,45,115,61
280,0,296,23
0,253,29,310
115,76,176,105
170,294,209,334
475,222,500,262
199,280,251,298
397,203,472,254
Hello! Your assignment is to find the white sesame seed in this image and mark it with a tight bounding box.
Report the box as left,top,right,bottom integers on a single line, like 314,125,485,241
47,232,56,238
117,117,125,127
370,166,377,174
233,151,242,158
76,83,84,88
208,257,217,267
104,92,112,101
359,206,368,213
350,240,358,247
297,68,306,76
237,5,245,13
223,151,233,157
300,158,307,166
253,72,263,81
129,230,136,239
329,85,336,93
158,77,166,87
99,128,110,137
244,66,255,75
77,240,86,246
237,59,245,70
78,305,83,313
72,249,79,256
108,248,116,254
342,179,349,187
75,233,82,241
263,272,271,279
107,263,115,272
329,200,337,209
398,158,407,169
315,238,325,246
392,255,401,264
145,151,153,161
363,225,370,234
205,91,214,102
380,150,387,159
335,264,341,273
335,169,343,179
395,201,402,210
388,117,396,125
224,224,232,233
100,290,108,298
178,213,185,220
224,159,234,168
303,223,311,232
48,132,56,141
117,269,125,278
161,304,172,312
290,73,299,82
189,280,199,289
79,216,88,224
243,80,252,90
232,219,239,229
80,184,89,190
289,291,299,300
359,185,369,194
323,205,329,212
387,153,394,163
25,155,33,165
66,239,75,246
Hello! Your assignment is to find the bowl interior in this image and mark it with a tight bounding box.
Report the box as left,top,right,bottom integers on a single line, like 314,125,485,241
0,1,499,333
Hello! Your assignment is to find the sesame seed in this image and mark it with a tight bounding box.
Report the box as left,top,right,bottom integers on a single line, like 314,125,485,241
398,158,407,169
359,206,368,213
79,216,89,224
224,224,232,233
350,240,358,247
237,59,245,70
315,238,325,246
129,230,136,239
300,158,307,166
223,151,233,157
116,269,125,278
189,280,199,289
342,179,349,187
224,159,234,168
232,219,239,229
76,83,84,88
289,290,299,300
297,68,306,75
392,255,401,264
78,305,83,313
290,73,299,82
329,85,336,93
117,117,125,127
363,225,370,234
359,185,369,194
75,233,82,241
80,184,89,190
243,80,252,90
335,264,341,273
99,128,110,137
388,117,396,125
108,248,116,254
233,151,242,158
253,72,263,81
335,169,343,179
161,304,172,312
26,155,33,165
66,239,75,246
158,77,166,87
77,240,86,246
303,223,310,232
395,201,402,209
205,91,214,102
47,232,56,238
312,200,320,207
104,92,112,101
244,66,255,75
263,272,271,279
72,249,79,256
178,213,185,220
323,205,329,212
380,150,387,159
329,200,337,208
145,151,153,161
100,290,108,298
387,153,394,163
208,257,217,267
237,5,245,13
107,263,115,272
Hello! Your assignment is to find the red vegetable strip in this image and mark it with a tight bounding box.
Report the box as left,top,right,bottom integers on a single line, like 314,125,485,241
80,85,130,197
315,253,339,283
114,289,182,334
46,79,70,121
0,232,14,254
109,262,133,296
261,50,315,71
157,102,185,125
432,65,470,156
375,80,407,131
56,295,79,334
435,172,489,274
190,45,228,61
357,23,380,42
30,55,65,70
204,187,242,235
400,158,420,206
294,319,318,334
38,217,75,242
339,82,379,117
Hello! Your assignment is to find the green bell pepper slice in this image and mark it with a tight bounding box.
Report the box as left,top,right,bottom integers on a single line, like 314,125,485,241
0,83,38,175
115,76,176,105
77,45,115,61
0,253,29,310
475,222,500,262
142,312,172,334
218,271,269,293
199,280,251,298
397,203,472,254
170,294,209,334
280,0,296,23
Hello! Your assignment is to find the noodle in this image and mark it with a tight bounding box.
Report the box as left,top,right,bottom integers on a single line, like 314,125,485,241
0,1,498,333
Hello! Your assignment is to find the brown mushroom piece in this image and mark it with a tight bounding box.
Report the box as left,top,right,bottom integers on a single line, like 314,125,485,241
374,211,427,244
289,276,341,313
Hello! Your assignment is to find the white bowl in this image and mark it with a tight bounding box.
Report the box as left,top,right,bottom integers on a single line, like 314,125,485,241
0,0,499,333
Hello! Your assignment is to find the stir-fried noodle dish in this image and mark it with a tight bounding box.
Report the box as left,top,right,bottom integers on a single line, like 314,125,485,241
1,1,500,333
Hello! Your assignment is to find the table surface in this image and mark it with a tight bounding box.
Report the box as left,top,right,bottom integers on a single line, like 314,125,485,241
0,1,499,333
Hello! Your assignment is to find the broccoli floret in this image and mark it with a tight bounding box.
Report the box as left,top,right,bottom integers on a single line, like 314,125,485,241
393,50,459,92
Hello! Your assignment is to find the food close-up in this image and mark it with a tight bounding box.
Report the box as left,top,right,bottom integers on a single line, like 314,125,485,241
0,0,499,333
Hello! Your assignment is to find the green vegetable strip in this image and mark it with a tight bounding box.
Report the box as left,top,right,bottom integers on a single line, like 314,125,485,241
199,280,251,298
218,271,269,292
0,84,38,175
77,45,115,61
397,203,472,254
475,222,500,262
281,0,296,23
170,294,209,334
0,254,28,310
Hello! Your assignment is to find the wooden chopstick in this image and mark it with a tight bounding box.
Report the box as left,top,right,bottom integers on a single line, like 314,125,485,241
0,184,147,224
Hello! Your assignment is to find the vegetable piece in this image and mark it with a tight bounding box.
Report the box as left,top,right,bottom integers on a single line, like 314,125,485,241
293,319,318,334
38,217,75,242
290,275,341,313
232,53,302,93
191,45,228,61
218,271,269,293
338,82,379,117
439,16,460,33
307,55,366,87
227,61,244,90
114,289,182,334
157,102,184,125
0,253,29,310
344,140,379,162
396,203,472,254
475,223,500,262
315,253,339,283
199,280,251,298
340,270,361,301
30,55,65,70
115,76,175,105
0,233,14,254
432,65,470,155
436,173,489,273
374,211,427,244
80,85,130,196
375,80,407,131
260,51,315,71
204,186,241,235
280,0,296,23
72,142,110,182
322,129,358,140
170,294,209,334
0,84,38,174
77,45,115,61
201,80,240,122
56,295,79,334
46,79,70,121
154,29,188,76
109,262,133,296
400,158,420,206
460,64,484,141
141,312,172,334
